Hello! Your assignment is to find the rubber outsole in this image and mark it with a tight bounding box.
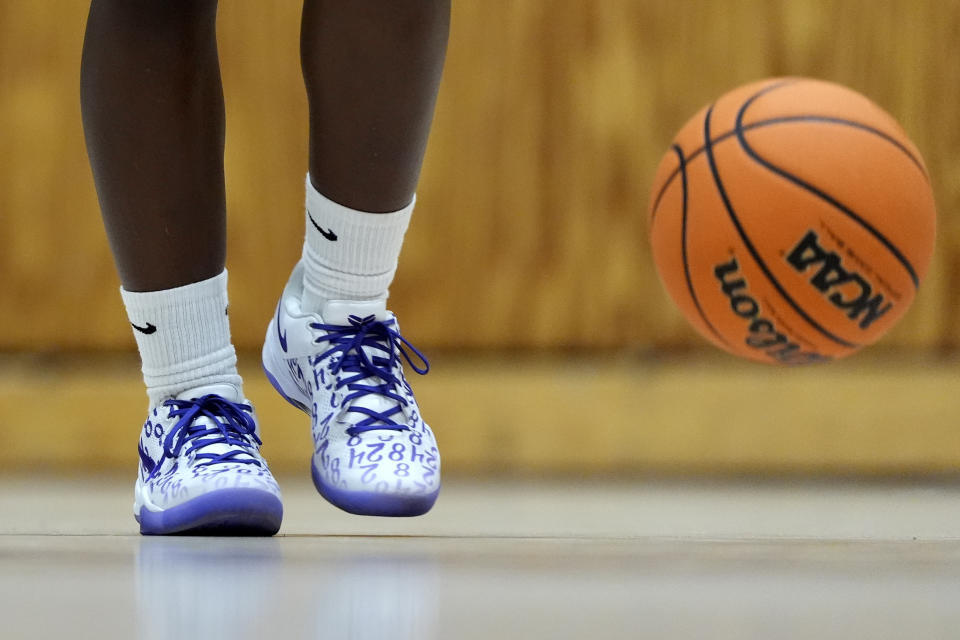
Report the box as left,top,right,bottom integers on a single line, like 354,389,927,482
137,488,283,536
262,363,310,415
311,464,439,517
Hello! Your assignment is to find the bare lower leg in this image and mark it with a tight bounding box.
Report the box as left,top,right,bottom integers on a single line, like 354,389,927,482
81,0,225,291
301,0,450,212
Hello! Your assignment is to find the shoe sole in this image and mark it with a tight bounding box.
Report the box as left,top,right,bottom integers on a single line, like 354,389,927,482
262,316,311,413
136,489,283,536
310,463,440,517
263,323,439,517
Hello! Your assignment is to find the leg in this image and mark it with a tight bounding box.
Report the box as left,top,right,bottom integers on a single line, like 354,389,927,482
301,0,450,212
81,0,225,291
263,0,449,516
297,0,450,310
81,0,282,535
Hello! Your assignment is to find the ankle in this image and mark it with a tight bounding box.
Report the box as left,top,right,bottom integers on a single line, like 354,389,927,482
299,174,413,315
121,269,241,404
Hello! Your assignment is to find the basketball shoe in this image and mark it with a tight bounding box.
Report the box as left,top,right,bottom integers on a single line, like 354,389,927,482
262,262,440,517
134,383,283,535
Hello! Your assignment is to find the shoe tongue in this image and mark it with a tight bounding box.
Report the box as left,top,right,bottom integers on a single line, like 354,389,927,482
175,383,243,403
321,299,388,325
322,300,405,430
173,383,255,463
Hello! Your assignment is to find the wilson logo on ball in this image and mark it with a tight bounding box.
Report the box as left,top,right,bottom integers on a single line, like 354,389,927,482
714,256,827,365
785,230,892,330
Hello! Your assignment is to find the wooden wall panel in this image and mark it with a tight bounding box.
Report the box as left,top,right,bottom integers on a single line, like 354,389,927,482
4,354,960,474
0,1,957,352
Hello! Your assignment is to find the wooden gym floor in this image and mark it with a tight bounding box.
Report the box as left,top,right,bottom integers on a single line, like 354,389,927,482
2,353,960,638
2,474,960,639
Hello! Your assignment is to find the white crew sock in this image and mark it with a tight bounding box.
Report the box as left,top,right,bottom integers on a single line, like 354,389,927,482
120,270,242,404
300,174,414,314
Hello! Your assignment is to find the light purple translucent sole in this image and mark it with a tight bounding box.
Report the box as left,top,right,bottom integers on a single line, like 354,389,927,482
262,364,310,414
311,464,440,517
136,488,283,536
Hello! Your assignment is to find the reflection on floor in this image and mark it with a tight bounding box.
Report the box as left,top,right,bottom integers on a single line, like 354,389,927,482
2,475,960,639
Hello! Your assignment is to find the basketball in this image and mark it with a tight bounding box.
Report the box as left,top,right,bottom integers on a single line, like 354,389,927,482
648,78,936,364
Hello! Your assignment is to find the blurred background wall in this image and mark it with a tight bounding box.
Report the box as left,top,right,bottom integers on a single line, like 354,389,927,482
1,1,958,474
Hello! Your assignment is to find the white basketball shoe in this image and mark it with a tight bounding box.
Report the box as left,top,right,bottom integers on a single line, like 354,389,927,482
262,262,440,516
134,383,283,535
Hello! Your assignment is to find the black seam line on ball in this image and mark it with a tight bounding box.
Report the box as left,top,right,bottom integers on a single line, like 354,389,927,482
702,101,858,350
734,82,920,290
650,112,929,228
674,144,728,348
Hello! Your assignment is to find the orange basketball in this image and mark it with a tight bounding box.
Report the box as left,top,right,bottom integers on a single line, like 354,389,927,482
648,77,936,364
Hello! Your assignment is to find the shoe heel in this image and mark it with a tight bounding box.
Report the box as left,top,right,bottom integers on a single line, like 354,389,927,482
262,319,312,415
